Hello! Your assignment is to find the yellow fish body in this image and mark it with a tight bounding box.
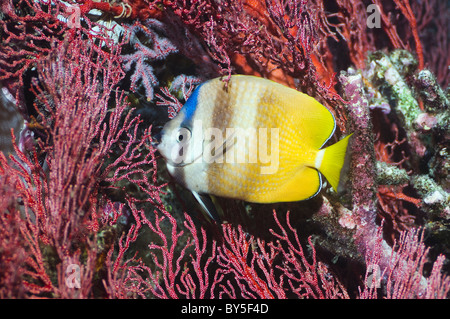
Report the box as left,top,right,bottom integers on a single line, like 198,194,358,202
157,75,351,203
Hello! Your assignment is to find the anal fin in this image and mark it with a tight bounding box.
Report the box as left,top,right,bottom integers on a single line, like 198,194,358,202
260,167,322,203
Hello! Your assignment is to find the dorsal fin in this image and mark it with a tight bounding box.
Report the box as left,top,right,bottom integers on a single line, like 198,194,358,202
252,77,336,150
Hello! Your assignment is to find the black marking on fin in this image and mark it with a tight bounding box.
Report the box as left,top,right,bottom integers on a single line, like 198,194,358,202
320,108,336,149
308,171,323,200
192,191,222,223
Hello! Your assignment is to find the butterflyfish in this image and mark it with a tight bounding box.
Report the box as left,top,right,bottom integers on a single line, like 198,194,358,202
156,75,352,205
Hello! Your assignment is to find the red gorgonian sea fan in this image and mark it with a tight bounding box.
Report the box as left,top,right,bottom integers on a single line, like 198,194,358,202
104,206,350,299
0,26,158,297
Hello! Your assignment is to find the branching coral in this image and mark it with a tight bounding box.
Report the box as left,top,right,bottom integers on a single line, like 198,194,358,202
0,36,138,296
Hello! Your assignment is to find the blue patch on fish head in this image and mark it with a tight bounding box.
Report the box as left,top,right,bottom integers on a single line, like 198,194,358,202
180,83,202,128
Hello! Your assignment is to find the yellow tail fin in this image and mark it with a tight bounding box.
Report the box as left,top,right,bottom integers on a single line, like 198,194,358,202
316,134,352,191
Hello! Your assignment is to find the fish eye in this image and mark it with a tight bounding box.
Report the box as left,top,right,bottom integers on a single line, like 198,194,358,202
176,128,191,143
